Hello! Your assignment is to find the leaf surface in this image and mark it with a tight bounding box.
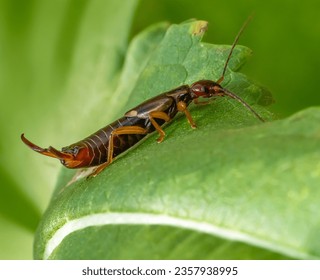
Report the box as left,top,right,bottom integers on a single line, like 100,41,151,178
34,20,320,260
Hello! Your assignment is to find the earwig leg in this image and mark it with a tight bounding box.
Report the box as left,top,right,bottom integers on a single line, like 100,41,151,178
107,126,148,166
89,126,148,177
89,162,108,177
194,99,209,106
177,101,197,129
148,111,170,143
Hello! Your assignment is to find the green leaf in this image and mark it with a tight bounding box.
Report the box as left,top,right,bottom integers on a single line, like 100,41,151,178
33,20,320,260
36,104,320,259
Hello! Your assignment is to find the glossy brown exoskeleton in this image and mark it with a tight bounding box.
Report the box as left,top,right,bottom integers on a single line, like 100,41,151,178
21,17,264,177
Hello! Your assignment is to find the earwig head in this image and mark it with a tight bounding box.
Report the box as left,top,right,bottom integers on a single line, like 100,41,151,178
21,134,91,168
191,80,224,98
188,16,265,122
190,80,265,122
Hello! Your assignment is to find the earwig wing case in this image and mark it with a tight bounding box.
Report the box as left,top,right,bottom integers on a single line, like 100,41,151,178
33,20,320,260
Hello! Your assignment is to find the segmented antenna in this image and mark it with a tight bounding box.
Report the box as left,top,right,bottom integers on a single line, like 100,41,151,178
217,15,253,84
216,15,265,122
222,89,265,122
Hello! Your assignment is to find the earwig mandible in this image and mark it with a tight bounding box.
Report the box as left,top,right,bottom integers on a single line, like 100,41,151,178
21,17,264,177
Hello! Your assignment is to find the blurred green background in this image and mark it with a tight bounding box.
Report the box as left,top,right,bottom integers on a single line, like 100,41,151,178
0,0,319,259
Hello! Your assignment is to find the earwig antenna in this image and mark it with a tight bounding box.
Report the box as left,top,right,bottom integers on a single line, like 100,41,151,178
217,14,254,84
214,14,264,122
221,89,265,122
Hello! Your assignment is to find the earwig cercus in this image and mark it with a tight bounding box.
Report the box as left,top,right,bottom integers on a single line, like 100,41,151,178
21,17,265,178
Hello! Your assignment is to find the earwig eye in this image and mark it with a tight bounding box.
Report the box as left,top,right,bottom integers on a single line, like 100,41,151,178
191,80,221,98
193,84,205,93
191,83,207,97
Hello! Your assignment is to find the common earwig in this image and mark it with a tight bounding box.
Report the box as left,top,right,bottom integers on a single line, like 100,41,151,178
21,18,265,177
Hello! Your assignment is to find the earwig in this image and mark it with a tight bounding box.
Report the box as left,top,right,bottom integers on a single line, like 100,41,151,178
21,17,264,177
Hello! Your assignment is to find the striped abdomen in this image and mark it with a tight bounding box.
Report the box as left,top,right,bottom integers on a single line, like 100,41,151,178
74,116,153,167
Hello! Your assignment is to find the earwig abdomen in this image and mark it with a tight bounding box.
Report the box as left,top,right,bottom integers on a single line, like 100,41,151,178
69,117,150,167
